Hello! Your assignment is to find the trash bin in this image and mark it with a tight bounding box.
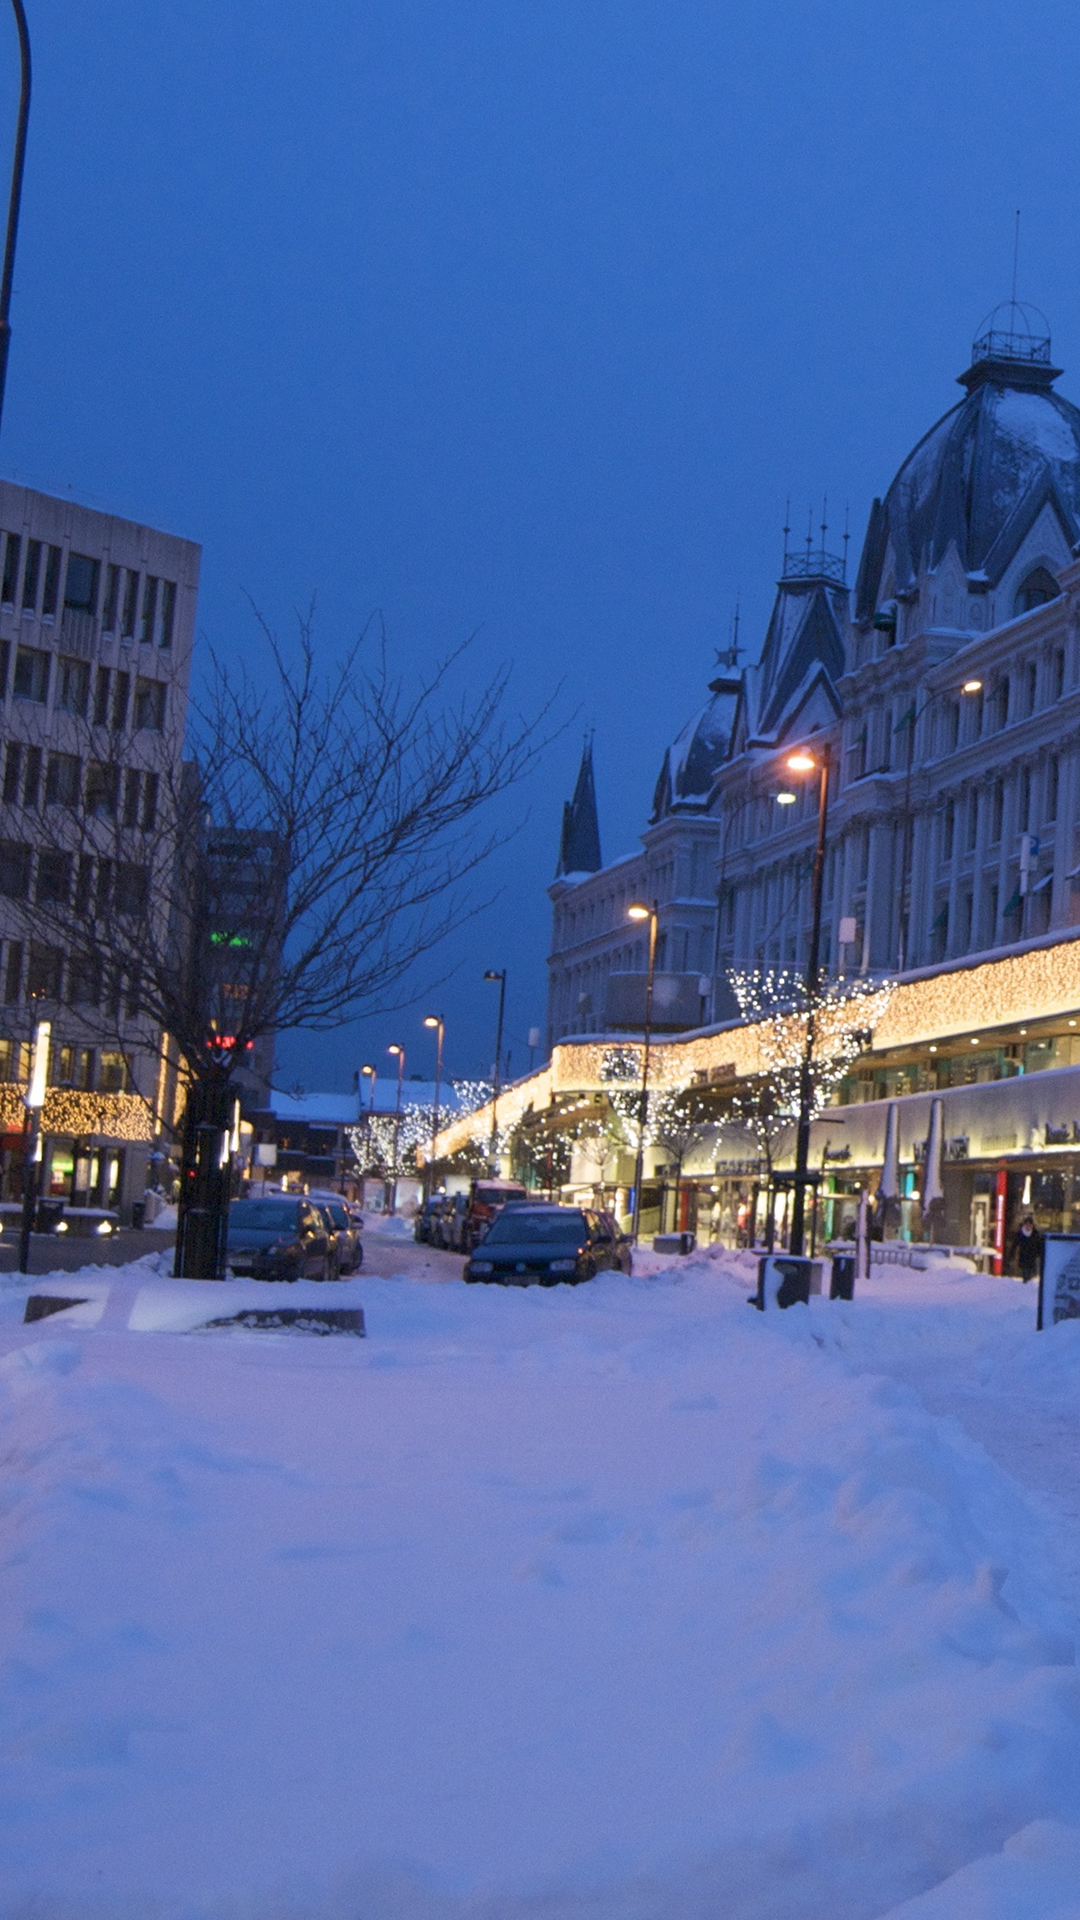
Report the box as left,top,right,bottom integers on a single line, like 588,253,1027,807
131,1200,146,1230
830,1253,856,1300
652,1231,697,1256
752,1254,814,1310
35,1198,65,1234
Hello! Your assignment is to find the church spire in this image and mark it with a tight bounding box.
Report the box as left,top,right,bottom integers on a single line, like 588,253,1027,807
556,735,602,877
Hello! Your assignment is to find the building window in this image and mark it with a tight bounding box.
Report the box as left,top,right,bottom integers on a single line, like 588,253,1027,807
159,579,176,648
85,761,119,818
1020,768,1032,833
141,770,158,830
0,640,8,698
2,742,20,805
102,564,120,632
22,746,41,809
134,677,166,730
965,792,978,853
93,665,110,727
112,670,130,730
846,726,867,783
121,569,139,639
1014,567,1059,616
55,655,90,717
2,939,22,1002
123,768,140,828
1053,648,1066,701
0,532,19,605
0,839,30,897
44,752,81,807
73,855,92,917
98,1050,127,1092
64,552,100,615
140,576,158,643
1025,660,1037,713
35,850,71,906
26,943,62,1000
992,679,1009,730
115,863,148,916
990,779,1004,843
1046,756,1059,822
68,952,100,1006
13,645,50,703
21,539,40,613
41,546,61,617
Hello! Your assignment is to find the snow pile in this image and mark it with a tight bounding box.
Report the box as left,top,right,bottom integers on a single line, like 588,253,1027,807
0,1261,1078,1915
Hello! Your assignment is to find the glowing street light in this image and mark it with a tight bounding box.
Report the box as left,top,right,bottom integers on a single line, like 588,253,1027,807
423,1015,444,1198
483,970,507,1170
18,1014,49,1274
625,900,659,1245
774,743,831,1256
387,1044,405,1212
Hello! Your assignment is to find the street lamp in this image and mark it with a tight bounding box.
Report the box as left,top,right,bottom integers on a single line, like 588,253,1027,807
387,1043,405,1213
18,1012,48,1273
0,0,30,441
483,969,507,1170
360,1063,376,1112
776,744,830,1257
626,900,659,1245
423,1015,444,1199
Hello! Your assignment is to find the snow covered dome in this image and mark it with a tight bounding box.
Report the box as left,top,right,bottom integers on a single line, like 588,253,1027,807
650,674,739,820
854,304,1080,624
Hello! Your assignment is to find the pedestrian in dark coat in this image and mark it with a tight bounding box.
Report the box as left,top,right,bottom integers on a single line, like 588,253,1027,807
1011,1215,1042,1283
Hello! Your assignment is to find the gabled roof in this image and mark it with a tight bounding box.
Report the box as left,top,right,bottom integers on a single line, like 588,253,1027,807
736,570,847,748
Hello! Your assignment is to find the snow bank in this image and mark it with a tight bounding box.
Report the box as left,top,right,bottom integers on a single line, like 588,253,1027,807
0,1259,1077,1917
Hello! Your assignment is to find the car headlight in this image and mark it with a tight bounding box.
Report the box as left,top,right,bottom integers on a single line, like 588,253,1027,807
470,1260,493,1274
548,1258,577,1272
95,1220,113,1235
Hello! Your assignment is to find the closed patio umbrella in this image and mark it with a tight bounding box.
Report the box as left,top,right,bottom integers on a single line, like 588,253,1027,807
879,1101,901,1238
921,1097,945,1242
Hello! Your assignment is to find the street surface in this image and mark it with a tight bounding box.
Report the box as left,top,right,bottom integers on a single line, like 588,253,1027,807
0,1219,464,1280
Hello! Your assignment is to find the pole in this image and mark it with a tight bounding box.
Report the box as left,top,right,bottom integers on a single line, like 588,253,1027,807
630,904,658,1245
790,746,830,1256
486,970,506,1168
0,0,30,439
390,1046,404,1213
425,1018,444,1199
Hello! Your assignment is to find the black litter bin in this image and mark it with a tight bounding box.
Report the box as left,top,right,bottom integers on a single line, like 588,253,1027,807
131,1201,146,1230
35,1198,65,1234
830,1253,856,1300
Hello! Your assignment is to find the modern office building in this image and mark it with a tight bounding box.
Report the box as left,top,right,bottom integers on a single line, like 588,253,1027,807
0,480,199,1217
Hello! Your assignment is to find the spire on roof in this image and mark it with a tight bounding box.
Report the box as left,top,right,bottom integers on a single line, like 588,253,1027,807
556,735,602,877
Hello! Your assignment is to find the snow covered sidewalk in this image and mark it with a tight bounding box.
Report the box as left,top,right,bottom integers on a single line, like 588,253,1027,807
0,1253,1078,1916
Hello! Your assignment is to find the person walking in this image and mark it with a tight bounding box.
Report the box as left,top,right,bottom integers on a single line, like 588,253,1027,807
1011,1214,1043,1284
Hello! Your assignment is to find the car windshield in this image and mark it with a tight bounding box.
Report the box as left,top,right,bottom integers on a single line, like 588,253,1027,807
483,1210,586,1245
229,1201,299,1231
323,1203,348,1227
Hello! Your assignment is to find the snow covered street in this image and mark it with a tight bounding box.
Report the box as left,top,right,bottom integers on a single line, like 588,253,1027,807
0,1247,1079,1917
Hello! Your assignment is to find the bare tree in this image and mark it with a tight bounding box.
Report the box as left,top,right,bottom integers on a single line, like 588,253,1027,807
8,618,555,1273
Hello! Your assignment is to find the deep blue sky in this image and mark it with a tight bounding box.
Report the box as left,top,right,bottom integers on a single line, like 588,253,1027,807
5,1,1080,1090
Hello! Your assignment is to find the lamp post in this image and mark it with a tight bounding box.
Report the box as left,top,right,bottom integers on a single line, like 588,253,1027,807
777,744,830,1257
387,1043,405,1213
18,1012,48,1273
626,900,658,1245
360,1063,376,1112
423,1015,444,1199
483,969,506,1170
0,0,30,441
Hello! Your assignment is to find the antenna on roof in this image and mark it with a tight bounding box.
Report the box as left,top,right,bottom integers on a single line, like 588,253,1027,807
1011,207,1021,308
820,494,828,552
805,506,813,565
842,503,850,580
782,499,791,572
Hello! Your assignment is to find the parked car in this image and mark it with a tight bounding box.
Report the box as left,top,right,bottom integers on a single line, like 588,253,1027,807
414,1194,446,1244
461,1178,529,1253
226,1197,336,1281
436,1192,469,1251
463,1204,631,1285
307,1191,363,1273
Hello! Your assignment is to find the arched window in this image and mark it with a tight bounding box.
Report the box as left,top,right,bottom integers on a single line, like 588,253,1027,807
1014,567,1060,616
